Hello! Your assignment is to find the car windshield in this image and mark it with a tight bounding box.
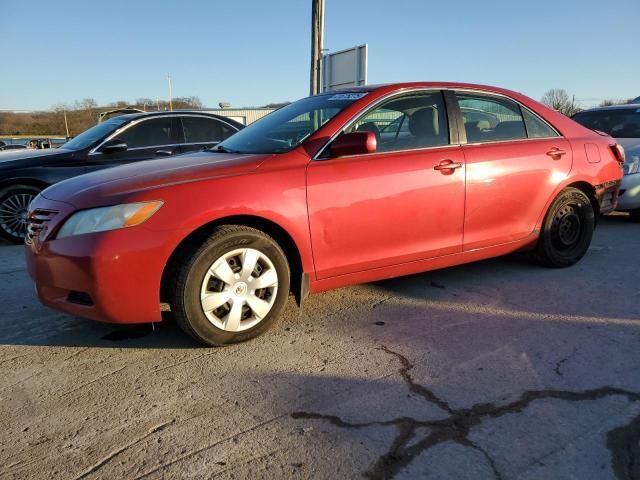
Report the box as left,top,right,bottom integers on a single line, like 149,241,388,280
572,109,640,139
214,93,367,154
61,117,129,150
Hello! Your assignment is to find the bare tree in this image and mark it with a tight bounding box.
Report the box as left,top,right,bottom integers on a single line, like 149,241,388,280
0,95,208,136
74,98,98,110
261,102,290,109
173,96,203,109
541,89,581,116
599,98,634,107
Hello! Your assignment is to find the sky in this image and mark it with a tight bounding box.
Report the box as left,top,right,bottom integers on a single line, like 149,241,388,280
1,0,638,111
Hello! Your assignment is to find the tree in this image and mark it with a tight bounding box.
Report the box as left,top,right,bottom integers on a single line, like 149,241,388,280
0,94,207,136
599,98,634,107
74,98,97,110
261,102,290,109
541,89,581,116
173,96,203,109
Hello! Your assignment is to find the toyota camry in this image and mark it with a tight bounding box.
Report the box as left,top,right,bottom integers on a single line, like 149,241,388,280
25,83,623,346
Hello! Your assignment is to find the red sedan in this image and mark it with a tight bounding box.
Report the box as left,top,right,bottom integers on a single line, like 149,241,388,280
25,83,623,346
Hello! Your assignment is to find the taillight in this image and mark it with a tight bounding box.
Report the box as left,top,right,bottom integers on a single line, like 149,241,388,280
610,144,625,166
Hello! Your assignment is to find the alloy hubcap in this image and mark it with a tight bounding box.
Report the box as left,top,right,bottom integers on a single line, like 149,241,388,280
200,248,278,332
0,193,35,239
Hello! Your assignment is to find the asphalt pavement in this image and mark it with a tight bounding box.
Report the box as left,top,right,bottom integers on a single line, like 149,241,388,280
1,214,639,479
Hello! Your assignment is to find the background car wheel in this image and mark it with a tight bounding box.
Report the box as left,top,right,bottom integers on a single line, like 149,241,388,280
629,209,640,223
170,225,291,346
533,187,595,268
0,184,41,244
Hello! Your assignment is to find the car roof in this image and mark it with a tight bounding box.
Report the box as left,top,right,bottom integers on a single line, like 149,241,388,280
113,111,233,120
105,110,244,128
318,81,525,96
575,105,640,114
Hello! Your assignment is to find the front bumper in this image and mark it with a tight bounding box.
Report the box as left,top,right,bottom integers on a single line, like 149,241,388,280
25,197,172,324
616,174,640,211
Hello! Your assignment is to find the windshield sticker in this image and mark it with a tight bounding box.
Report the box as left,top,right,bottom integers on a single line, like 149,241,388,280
327,93,368,101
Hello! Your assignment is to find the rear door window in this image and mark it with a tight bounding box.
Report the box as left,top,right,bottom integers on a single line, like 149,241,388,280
522,108,559,138
456,93,527,143
181,116,236,144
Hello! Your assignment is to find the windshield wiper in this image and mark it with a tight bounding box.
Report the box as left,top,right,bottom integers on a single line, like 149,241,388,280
213,145,242,153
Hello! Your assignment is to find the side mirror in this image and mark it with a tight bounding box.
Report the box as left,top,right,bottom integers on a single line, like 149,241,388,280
99,139,128,154
330,131,377,157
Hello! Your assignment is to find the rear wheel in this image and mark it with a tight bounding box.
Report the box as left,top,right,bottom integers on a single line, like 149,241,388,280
0,185,41,244
629,209,640,223
170,225,290,346
534,187,595,268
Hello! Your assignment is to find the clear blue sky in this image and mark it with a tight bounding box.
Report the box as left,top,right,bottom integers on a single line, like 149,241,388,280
1,0,638,111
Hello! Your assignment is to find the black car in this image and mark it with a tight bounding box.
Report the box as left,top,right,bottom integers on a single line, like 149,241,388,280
0,111,243,243
0,144,27,151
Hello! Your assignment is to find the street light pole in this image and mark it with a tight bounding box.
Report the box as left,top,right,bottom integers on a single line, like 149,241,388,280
63,110,70,138
310,0,324,95
167,74,173,111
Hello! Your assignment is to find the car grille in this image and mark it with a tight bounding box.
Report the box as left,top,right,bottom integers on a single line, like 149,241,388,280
26,209,58,245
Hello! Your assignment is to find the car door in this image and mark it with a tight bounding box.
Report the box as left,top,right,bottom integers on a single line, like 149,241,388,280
86,116,181,171
306,90,466,279
453,91,573,250
178,115,238,154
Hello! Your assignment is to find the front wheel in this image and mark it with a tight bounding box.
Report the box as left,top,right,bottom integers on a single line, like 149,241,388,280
534,187,595,268
0,185,41,244
170,225,290,346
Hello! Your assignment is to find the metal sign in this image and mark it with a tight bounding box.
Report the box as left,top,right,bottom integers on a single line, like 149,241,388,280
321,44,368,92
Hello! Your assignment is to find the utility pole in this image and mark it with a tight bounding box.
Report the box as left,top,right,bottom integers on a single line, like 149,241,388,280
310,0,324,95
63,110,70,138
167,74,173,111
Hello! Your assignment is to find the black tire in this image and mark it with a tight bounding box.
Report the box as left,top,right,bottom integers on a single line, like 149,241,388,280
629,210,640,223
533,187,595,268
0,184,41,244
169,225,290,346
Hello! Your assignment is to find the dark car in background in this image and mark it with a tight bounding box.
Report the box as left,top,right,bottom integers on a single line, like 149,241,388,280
0,144,27,151
572,105,640,220
0,111,243,243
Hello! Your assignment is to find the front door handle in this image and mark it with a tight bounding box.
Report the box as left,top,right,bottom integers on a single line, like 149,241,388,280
546,148,567,160
156,149,173,156
434,159,463,174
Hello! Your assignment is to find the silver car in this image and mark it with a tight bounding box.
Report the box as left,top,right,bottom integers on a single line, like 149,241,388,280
573,105,640,221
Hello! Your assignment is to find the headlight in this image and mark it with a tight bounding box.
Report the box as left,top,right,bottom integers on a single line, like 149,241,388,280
57,201,163,239
624,155,640,175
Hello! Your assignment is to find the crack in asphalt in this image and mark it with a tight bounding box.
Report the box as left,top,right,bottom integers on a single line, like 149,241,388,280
554,357,568,377
291,346,640,479
379,345,453,414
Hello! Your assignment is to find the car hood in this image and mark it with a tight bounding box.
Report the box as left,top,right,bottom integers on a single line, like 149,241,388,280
0,147,72,167
41,150,270,207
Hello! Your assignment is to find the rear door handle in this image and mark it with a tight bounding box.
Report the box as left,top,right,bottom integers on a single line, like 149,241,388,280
156,149,173,156
546,148,566,160
434,159,463,174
